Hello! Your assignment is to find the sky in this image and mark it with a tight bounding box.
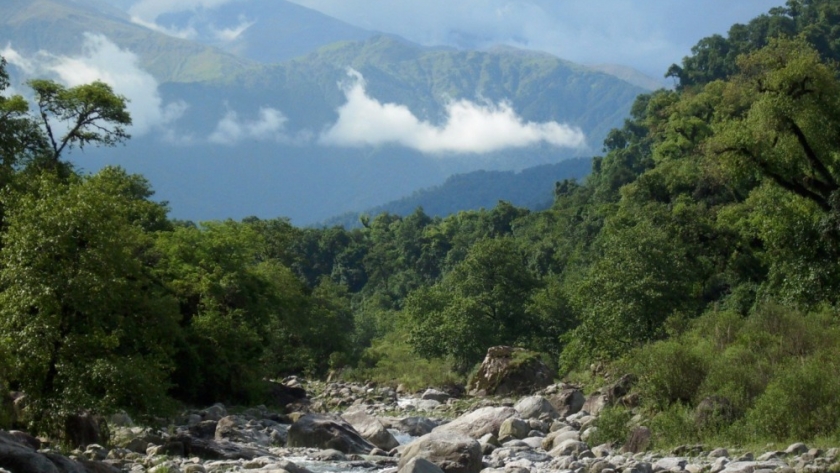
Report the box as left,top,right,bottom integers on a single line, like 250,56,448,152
124,0,785,78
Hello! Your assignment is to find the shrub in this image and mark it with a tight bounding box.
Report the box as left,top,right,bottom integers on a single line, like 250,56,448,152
623,339,708,409
589,406,633,446
746,356,840,441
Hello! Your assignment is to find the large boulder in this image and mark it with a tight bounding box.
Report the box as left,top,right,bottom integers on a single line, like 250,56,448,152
287,413,376,454
467,347,553,396
382,416,439,437
399,431,482,473
341,406,399,451
64,412,105,449
544,386,586,418
514,396,558,420
433,406,516,439
0,430,98,473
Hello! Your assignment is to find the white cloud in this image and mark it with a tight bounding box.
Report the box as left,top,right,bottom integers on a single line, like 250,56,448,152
128,16,198,39
213,17,255,42
2,34,186,136
209,107,289,145
129,0,239,22
320,70,585,154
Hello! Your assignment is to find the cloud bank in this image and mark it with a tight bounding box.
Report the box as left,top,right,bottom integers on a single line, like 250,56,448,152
1,34,186,136
320,70,585,154
209,107,289,144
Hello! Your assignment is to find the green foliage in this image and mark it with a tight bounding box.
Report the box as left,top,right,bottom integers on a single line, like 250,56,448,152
28,79,131,165
589,406,633,446
621,304,840,444
0,169,179,433
344,331,464,391
404,237,543,371
747,356,840,440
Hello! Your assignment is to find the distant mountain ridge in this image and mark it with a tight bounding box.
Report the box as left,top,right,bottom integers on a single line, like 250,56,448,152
154,0,378,63
322,158,593,228
1,0,646,224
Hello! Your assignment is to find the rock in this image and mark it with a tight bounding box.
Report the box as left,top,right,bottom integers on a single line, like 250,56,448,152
64,412,105,449
416,400,442,411
0,430,82,473
387,417,439,437
214,416,271,446
497,418,530,443
606,374,637,402
546,388,586,419
432,406,516,439
785,443,808,456
548,439,588,457
398,431,482,473
467,346,553,396
542,430,581,451
341,406,399,451
201,404,227,421
266,381,308,410
653,457,687,472
582,393,608,416
695,396,737,431
721,460,787,473
421,389,450,403
709,448,730,458
287,413,376,454
622,426,652,454
9,430,40,450
173,433,269,460
514,396,559,420
189,420,219,439
399,457,446,473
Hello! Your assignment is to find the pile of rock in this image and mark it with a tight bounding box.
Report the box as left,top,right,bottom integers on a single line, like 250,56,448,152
2,348,838,473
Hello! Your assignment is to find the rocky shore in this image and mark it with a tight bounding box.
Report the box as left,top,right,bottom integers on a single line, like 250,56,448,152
1,376,838,473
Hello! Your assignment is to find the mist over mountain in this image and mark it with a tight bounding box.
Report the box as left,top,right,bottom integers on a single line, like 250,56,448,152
152,0,378,63
0,0,650,224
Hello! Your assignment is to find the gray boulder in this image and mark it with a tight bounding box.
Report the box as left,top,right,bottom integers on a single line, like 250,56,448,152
341,406,399,451
287,413,376,454
546,388,586,418
497,418,530,443
0,430,87,473
392,417,439,437
467,346,553,396
399,457,446,473
421,389,450,403
433,406,516,439
399,431,482,473
514,396,559,420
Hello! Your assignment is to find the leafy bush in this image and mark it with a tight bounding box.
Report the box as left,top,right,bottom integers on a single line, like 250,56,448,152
589,406,633,446
623,339,708,409
343,331,464,391
746,356,840,440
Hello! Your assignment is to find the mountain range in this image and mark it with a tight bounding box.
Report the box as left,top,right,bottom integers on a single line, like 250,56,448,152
0,0,655,224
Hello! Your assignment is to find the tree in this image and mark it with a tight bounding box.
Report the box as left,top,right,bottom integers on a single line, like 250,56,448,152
710,37,840,214
0,169,180,434
28,79,130,169
0,59,44,184
405,238,540,370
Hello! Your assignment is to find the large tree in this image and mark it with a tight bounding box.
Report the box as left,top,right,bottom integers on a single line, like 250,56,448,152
0,169,179,434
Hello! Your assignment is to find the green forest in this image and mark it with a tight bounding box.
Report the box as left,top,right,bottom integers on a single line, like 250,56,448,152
2,0,840,448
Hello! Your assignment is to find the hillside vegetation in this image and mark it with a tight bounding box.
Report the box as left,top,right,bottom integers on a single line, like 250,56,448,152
1,0,840,450
322,158,592,228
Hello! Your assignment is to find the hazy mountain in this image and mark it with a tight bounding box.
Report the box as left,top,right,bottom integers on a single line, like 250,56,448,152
0,0,647,225
154,0,377,63
0,0,252,83
321,157,593,228
586,64,669,91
